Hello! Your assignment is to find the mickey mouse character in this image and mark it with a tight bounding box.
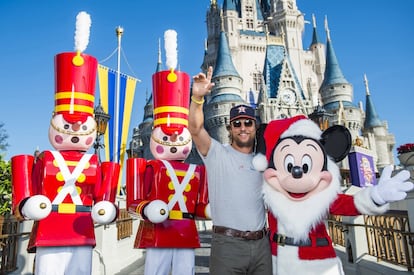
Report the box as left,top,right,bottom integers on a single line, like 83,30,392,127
253,115,413,275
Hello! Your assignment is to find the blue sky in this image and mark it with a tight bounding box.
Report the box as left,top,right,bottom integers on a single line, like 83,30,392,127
1,0,413,166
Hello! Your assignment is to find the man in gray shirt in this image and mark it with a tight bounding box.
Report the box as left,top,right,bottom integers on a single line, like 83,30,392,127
188,67,272,274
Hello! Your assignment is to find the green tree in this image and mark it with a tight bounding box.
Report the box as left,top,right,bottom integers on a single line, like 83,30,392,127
0,159,11,215
0,122,9,153
0,122,11,215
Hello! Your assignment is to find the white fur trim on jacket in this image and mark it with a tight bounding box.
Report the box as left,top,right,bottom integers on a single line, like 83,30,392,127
353,187,389,215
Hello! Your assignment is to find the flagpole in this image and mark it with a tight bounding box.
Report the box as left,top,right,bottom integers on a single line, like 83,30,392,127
114,26,123,163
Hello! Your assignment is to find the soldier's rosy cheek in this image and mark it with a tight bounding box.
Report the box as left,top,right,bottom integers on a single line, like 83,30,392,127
54,135,63,144
156,145,164,154
85,137,93,146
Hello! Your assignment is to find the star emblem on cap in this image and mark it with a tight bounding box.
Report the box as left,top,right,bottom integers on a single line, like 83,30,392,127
238,106,247,113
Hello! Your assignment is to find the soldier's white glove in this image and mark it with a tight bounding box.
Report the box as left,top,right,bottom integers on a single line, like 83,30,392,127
21,195,52,221
92,201,117,224
370,165,413,205
144,200,169,223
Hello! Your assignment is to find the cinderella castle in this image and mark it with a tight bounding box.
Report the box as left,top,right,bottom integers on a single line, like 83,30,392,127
128,0,396,172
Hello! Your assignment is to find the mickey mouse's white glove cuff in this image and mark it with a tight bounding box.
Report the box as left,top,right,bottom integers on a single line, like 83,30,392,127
370,165,413,205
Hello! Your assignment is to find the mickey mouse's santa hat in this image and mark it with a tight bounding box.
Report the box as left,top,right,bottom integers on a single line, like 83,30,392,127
253,115,351,171
253,115,306,171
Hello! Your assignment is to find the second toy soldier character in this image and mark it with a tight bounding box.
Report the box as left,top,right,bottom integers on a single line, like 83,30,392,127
126,30,210,275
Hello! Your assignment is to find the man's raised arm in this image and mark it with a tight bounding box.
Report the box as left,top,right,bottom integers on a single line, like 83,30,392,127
188,66,214,156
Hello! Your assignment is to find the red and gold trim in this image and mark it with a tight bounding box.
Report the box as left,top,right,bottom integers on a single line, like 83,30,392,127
54,52,98,123
136,200,150,216
152,70,190,135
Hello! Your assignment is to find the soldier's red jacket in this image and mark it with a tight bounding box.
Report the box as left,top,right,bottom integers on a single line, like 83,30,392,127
12,150,119,252
126,158,209,248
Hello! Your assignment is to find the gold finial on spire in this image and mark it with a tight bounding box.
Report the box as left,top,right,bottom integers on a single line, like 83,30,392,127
116,26,124,37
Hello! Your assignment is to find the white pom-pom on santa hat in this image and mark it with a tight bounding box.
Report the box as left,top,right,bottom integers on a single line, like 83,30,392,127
252,153,268,171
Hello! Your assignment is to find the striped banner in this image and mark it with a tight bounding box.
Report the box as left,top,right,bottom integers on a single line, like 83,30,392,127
97,65,137,184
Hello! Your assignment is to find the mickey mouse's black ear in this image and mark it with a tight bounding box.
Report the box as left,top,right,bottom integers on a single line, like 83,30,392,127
321,125,351,162
252,123,268,171
255,123,267,155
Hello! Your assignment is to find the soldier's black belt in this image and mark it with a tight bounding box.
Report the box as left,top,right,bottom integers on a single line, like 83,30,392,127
52,204,92,213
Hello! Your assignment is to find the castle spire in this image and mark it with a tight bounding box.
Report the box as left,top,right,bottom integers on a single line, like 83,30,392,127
212,32,240,78
143,41,163,121
156,38,162,72
321,16,348,87
310,14,321,46
363,74,382,128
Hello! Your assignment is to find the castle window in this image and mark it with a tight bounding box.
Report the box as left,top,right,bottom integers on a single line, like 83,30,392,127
253,72,262,91
246,19,254,29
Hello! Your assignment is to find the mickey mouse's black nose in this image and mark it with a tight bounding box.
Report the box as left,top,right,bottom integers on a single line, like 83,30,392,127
292,166,303,178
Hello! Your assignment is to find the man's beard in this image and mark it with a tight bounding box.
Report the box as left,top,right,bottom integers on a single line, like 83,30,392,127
263,160,342,242
232,134,255,148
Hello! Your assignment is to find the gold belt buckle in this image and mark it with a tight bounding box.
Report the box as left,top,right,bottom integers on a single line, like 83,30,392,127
169,210,183,220
58,203,76,214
